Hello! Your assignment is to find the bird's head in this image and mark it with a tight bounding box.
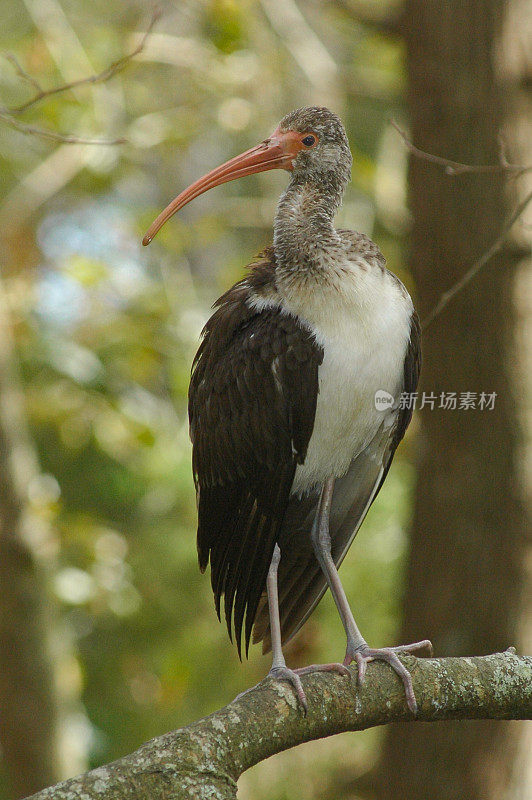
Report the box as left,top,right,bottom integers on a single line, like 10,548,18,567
143,106,352,246
275,106,352,189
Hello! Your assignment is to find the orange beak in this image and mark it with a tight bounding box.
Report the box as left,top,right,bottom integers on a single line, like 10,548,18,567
142,129,303,246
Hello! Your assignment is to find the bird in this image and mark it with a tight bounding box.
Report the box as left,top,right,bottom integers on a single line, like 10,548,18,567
143,106,432,714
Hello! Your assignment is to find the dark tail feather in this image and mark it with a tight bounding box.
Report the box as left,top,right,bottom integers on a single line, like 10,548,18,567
197,484,237,574
213,491,254,622
232,513,267,656
223,497,259,640
242,464,295,656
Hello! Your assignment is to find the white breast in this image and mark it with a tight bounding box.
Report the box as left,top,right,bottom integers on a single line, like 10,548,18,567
283,260,413,496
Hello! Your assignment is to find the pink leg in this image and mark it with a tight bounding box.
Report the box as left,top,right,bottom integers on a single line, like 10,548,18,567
310,478,433,715
266,544,350,713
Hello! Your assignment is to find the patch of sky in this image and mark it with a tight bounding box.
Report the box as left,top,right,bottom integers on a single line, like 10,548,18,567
37,270,86,327
35,197,150,327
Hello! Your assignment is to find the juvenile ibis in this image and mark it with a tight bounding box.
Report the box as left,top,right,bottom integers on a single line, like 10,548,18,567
143,107,432,713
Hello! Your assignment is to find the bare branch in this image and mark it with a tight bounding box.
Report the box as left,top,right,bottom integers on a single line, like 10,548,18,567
390,120,532,327
4,53,43,93
24,652,532,800
5,7,161,116
391,119,532,177
0,7,161,146
0,109,126,145
422,189,532,329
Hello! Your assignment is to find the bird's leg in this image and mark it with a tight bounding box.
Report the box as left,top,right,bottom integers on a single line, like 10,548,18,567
266,543,350,713
310,478,432,715
266,544,309,711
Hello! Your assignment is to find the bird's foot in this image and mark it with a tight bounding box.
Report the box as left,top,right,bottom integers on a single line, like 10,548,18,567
268,661,351,714
344,639,433,715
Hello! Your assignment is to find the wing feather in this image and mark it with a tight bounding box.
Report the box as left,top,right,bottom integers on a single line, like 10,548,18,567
189,252,323,656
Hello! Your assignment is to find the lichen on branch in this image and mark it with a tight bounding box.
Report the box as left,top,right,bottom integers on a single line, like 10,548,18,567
25,651,532,800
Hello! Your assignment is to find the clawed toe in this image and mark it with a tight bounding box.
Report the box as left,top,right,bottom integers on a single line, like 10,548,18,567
353,650,368,683
296,662,351,678
345,639,433,716
252,638,432,717
352,647,417,714
267,661,352,713
395,639,433,657
268,666,308,713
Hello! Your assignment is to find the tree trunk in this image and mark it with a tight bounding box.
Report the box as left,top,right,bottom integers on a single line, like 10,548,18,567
0,279,59,798
376,1,530,799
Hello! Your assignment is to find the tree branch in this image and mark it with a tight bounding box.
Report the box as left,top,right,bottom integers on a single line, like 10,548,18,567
0,110,126,145
391,119,532,177
25,652,531,800
422,188,532,329
0,7,161,145
4,53,44,94
4,8,161,116
389,121,532,328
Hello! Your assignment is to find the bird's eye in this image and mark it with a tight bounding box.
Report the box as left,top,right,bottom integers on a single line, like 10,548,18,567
301,135,316,147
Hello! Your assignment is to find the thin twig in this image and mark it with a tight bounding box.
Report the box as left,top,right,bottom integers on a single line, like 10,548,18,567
5,7,162,116
0,7,160,146
422,189,532,329
391,119,532,177
4,53,43,93
0,109,126,145
392,119,532,327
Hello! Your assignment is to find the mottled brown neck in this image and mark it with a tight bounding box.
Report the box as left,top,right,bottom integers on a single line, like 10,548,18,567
273,176,344,274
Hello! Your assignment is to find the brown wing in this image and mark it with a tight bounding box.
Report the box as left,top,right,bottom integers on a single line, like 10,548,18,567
253,309,422,651
189,255,323,657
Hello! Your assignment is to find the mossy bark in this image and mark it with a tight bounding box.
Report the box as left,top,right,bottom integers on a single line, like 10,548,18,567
26,652,532,800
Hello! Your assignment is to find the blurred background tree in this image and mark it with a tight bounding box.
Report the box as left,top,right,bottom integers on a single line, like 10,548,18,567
0,1,529,799
374,2,532,800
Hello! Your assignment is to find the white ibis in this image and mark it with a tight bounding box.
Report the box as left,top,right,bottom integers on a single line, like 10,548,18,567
143,107,432,714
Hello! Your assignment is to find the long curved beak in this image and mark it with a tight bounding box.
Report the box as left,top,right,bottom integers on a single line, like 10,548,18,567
142,131,299,246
